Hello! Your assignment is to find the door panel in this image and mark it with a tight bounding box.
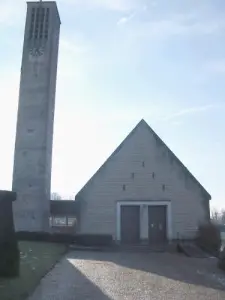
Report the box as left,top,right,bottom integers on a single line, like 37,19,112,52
121,205,140,244
148,205,167,244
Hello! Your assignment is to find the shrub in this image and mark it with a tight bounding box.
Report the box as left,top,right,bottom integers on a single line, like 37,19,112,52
196,222,221,256
218,246,225,271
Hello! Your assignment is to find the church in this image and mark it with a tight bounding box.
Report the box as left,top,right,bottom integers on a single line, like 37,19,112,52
12,1,211,245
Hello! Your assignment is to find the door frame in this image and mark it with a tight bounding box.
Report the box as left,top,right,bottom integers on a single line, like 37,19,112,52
116,201,172,242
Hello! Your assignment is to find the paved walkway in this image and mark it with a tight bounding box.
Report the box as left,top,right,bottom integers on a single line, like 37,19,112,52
29,251,225,300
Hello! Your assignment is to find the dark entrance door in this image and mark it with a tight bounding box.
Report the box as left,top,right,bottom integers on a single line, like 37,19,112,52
121,205,140,244
148,205,167,244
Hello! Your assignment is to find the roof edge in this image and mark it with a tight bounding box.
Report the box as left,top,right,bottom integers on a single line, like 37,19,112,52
76,119,211,200
76,120,143,198
141,120,211,200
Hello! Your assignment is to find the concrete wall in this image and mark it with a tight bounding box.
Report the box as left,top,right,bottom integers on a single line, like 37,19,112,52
12,2,60,232
78,121,210,240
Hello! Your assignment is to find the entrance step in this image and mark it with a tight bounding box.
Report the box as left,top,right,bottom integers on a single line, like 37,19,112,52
177,242,209,258
115,244,167,253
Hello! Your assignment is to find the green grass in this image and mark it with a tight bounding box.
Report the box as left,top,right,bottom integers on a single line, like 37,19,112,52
0,241,66,300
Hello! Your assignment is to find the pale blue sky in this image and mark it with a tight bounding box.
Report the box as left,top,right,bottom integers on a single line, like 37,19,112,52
0,0,224,209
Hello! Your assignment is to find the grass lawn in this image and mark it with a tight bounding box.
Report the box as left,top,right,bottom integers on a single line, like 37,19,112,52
0,241,66,300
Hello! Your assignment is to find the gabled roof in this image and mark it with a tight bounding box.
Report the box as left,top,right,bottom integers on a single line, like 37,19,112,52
76,119,211,200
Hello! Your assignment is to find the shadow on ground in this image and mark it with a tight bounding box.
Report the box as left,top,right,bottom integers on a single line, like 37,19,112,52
67,250,225,292
29,257,111,300
64,259,111,300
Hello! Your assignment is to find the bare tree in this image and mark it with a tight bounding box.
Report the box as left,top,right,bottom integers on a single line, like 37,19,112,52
51,192,62,200
211,209,219,222
221,210,225,224
211,208,225,224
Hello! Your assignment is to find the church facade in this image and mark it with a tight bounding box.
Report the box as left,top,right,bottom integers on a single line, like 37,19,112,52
75,120,211,244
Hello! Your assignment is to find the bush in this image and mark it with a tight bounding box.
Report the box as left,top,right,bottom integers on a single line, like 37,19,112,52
218,246,225,271
196,222,221,256
16,232,113,247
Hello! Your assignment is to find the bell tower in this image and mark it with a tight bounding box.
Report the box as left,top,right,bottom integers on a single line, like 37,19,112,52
12,1,61,231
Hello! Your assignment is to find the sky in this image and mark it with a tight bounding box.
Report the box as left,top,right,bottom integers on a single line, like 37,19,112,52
0,0,224,210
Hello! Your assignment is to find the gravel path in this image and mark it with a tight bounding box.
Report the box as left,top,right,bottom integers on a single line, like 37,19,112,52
28,251,225,300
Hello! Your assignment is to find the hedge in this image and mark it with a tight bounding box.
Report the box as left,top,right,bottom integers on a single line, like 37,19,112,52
16,232,113,247
0,190,19,278
0,239,20,277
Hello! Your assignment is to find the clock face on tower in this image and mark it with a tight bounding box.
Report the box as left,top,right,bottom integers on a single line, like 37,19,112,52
29,47,44,57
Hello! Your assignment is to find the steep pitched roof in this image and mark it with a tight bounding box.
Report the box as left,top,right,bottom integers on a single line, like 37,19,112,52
76,119,211,200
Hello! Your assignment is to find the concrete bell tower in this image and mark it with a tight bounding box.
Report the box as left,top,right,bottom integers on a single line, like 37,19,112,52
12,1,61,231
